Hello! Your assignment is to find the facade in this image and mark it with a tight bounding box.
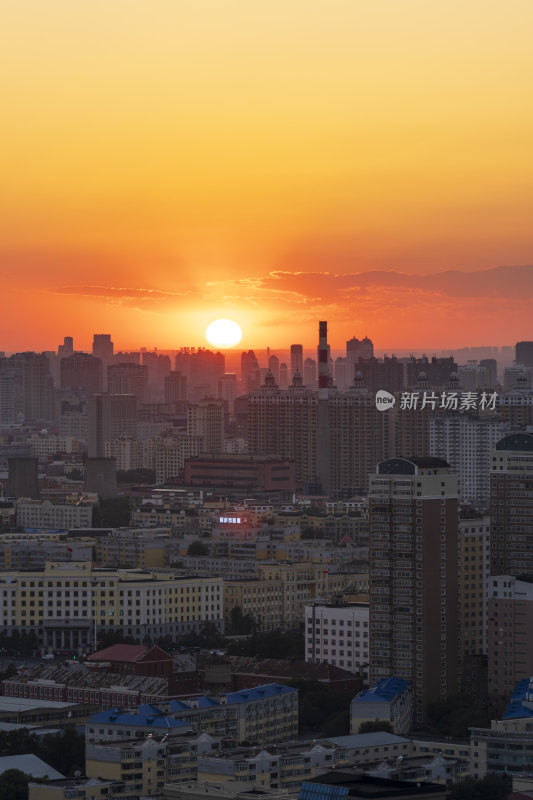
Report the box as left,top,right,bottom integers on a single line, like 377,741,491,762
16,497,94,529
184,455,296,492
350,677,413,735
0,561,223,648
224,578,283,631
368,457,459,726
60,353,103,394
487,575,533,710
490,432,533,578
430,414,508,507
187,400,225,454
151,433,202,483
458,511,490,659
87,684,298,745
87,394,137,458
107,363,148,402
305,602,370,678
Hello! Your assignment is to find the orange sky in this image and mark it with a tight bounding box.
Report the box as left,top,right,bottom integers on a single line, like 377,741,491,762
2,0,533,352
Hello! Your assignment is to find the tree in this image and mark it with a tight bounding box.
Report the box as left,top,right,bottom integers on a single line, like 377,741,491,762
358,719,394,734
426,694,490,738
449,774,511,800
39,728,85,777
187,540,209,556
229,606,257,635
0,769,30,800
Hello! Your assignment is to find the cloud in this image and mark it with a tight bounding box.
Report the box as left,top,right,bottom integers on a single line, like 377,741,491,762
46,285,202,309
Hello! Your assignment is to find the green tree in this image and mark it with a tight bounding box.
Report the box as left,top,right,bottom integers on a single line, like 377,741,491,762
358,719,394,734
39,728,85,777
0,769,30,800
426,694,490,737
187,540,209,556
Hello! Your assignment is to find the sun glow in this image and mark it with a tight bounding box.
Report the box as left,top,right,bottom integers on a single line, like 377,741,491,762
205,319,243,348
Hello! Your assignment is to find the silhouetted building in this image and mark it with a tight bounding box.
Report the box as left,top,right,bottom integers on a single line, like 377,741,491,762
516,341,533,368
355,356,403,393
165,371,187,411
8,352,54,421
240,350,260,394
290,344,303,379
405,356,457,389
303,357,316,387
92,334,114,363
60,353,103,394
84,457,118,499
88,394,137,458
347,335,374,384
107,363,148,403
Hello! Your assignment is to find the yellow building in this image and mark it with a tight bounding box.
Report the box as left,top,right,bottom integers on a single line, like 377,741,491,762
223,578,283,631
0,561,223,650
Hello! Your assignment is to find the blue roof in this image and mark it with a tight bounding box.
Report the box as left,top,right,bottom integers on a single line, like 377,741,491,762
503,677,533,720
298,782,348,800
225,683,296,705
169,699,190,712
87,708,189,729
352,676,410,705
197,696,220,708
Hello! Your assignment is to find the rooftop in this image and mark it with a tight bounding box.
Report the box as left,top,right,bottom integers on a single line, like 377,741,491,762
503,677,533,720
352,677,410,705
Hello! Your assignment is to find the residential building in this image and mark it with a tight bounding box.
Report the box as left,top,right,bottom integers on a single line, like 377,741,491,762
368,457,459,726
187,400,225,454
87,394,137,458
305,602,370,678
487,575,533,712
16,497,95,529
350,677,413,735
490,432,533,578
60,353,103,394
184,455,296,492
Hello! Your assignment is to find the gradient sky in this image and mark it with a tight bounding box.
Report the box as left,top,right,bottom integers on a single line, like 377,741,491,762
2,0,533,352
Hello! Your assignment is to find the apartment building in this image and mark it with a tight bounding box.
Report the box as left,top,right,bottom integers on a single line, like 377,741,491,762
16,497,95,529
350,677,413,735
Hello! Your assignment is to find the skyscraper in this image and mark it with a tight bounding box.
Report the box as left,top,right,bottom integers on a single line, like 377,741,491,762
490,431,533,578
369,457,459,726
290,344,303,379
303,357,316,387
107,363,148,403
165,371,187,411
241,350,260,394
9,352,54,422
92,334,114,363
187,399,225,454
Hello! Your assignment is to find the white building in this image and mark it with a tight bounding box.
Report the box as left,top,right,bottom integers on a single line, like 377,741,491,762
430,414,509,506
350,676,413,735
16,497,95,529
305,602,369,678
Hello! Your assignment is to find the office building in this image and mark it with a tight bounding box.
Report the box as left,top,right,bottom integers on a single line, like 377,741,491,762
92,334,114,364
303,357,316,387
218,373,237,413
504,365,532,389
165,370,187,411
346,336,374,385
369,457,459,725
268,354,280,384
8,352,54,421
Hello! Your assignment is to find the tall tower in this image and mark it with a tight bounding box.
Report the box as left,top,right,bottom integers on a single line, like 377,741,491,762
317,321,330,495
369,456,459,726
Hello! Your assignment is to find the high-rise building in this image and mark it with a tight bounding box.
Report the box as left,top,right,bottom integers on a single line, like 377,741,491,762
241,350,260,394
57,336,73,360
175,348,225,399
87,394,137,458
490,431,533,578
480,359,498,387
187,399,225,454
354,356,403,394
107,363,148,403
92,334,114,363
430,414,509,507
218,373,237,413
164,371,187,411
487,575,533,712
290,344,303,379
60,353,103,394
8,352,54,422
279,362,288,389
334,357,347,390
303,357,316,387
0,360,21,426
515,341,533,368
268,354,280,385
346,336,374,384
369,457,459,726
503,365,532,389
406,356,457,389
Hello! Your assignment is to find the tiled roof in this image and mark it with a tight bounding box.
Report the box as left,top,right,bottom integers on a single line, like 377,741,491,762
88,708,189,729
87,644,148,662
352,676,410,704
503,677,533,720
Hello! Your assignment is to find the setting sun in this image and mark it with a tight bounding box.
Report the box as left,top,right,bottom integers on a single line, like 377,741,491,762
206,319,243,349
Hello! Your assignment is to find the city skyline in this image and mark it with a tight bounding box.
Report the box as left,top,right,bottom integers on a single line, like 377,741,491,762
2,1,533,350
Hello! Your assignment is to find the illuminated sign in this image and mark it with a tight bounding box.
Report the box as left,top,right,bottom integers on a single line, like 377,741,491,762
219,516,242,524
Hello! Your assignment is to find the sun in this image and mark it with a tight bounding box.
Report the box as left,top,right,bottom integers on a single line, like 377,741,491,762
205,318,242,348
